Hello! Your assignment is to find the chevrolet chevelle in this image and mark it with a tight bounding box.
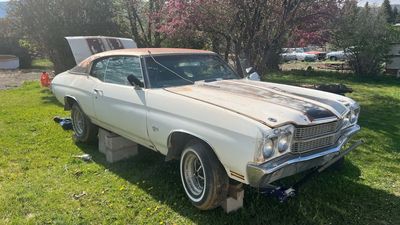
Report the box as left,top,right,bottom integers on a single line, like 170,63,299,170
51,48,361,210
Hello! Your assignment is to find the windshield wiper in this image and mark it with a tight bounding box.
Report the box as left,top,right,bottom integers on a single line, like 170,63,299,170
147,50,194,85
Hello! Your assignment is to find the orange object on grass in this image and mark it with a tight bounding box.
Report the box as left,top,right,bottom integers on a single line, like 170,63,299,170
40,72,51,87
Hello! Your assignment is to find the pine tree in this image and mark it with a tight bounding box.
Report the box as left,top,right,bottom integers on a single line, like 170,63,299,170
393,7,399,23
382,0,394,23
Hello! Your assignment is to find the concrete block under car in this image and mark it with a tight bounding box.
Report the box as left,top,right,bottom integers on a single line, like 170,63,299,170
98,128,138,163
221,183,244,213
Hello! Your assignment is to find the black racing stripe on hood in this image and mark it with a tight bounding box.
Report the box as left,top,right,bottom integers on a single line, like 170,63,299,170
213,81,338,121
295,94,348,116
305,107,336,121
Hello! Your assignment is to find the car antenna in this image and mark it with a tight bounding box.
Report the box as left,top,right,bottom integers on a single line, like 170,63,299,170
147,50,194,84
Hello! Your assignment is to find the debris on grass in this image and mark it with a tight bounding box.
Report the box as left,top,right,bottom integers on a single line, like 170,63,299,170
72,154,92,162
72,191,87,200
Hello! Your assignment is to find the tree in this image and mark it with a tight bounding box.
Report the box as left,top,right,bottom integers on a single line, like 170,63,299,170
332,0,396,76
0,18,32,68
382,0,395,23
157,0,340,75
9,0,122,73
393,7,399,23
114,0,166,48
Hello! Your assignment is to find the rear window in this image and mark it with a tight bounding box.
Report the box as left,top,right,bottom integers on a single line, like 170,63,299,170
70,58,91,74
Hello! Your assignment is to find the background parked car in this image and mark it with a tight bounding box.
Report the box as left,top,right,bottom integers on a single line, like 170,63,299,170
305,51,326,60
326,50,349,61
281,48,317,62
280,52,297,62
294,52,318,62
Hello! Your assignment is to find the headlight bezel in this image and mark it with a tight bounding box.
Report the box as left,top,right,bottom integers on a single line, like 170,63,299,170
343,103,360,127
277,131,292,153
256,124,294,163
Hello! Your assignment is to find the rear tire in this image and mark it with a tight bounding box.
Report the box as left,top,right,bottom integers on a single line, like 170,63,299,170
71,103,98,143
330,56,338,61
180,140,229,210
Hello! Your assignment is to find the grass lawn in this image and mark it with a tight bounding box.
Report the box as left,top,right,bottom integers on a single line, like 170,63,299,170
31,59,54,70
0,72,399,224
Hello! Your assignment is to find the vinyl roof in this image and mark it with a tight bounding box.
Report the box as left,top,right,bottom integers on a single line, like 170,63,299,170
94,48,215,57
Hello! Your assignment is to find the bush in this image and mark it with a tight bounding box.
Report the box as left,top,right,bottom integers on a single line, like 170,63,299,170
332,1,398,76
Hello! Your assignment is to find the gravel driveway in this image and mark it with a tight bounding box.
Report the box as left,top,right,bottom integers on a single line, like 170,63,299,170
0,69,44,90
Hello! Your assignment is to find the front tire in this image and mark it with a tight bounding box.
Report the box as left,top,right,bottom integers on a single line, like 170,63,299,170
180,140,228,210
71,103,98,143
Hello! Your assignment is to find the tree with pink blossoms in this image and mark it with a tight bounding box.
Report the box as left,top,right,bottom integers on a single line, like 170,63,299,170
157,0,341,74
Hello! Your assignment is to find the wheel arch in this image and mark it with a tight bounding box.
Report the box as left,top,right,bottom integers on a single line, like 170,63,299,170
64,95,79,111
166,130,225,168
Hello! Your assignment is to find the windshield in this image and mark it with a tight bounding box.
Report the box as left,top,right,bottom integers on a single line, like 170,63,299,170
145,54,239,88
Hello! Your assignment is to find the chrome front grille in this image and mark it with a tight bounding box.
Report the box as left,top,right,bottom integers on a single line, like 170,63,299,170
292,120,342,153
292,135,338,153
294,121,341,140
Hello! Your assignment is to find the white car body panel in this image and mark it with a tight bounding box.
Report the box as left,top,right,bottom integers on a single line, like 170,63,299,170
92,82,152,147
146,88,263,180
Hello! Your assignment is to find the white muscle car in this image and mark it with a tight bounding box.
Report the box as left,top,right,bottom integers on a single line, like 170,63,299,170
51,48,362,210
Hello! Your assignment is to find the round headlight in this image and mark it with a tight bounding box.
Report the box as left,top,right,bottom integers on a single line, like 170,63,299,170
278,133,290,153
263,139,274,158
350,109,358,123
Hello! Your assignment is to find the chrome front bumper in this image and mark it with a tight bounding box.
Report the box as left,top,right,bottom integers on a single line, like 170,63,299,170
247,125,361,188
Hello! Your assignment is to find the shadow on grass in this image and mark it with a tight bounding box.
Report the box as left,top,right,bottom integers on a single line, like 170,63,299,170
75,143,400,225
358,94,400,154
40,88,64,107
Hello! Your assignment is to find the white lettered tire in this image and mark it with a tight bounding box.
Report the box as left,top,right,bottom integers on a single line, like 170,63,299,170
180,140,229,210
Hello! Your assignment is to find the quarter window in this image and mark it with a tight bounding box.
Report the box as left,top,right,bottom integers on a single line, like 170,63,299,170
104,56,143,86
91,58,108,80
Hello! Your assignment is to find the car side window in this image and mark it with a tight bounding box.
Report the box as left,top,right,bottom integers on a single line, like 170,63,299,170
91,58,108,81
104,56,144,87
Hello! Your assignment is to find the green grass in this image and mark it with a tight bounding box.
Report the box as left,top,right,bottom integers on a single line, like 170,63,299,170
0,72,399,224
31,58,54,70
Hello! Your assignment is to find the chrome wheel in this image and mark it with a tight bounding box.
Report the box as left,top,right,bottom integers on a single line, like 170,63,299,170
72,107,85,136
70,103,98,143
181,149,206,202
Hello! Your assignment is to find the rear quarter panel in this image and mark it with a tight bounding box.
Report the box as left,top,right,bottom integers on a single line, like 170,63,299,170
51,71,98,118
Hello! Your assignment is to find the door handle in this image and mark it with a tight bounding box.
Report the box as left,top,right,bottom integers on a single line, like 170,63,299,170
93,89,103,96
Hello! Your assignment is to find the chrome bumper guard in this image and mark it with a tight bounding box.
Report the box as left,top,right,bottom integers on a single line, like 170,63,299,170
247,125,362,188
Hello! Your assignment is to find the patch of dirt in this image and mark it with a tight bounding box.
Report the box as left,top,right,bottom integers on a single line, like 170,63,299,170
0,69,46,90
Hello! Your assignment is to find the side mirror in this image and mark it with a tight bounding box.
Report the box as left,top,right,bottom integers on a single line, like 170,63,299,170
245,67,260,81
127,75,143,89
